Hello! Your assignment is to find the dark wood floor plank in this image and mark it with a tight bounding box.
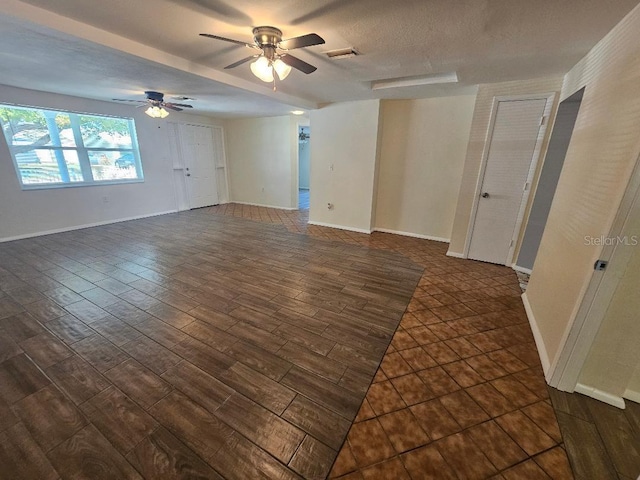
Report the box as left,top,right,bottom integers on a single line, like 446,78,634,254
171,337,235,377
281,366,363,420
587,398,640,478
225,340,293,381
13,384,88,452
126,426,224,480
215,392,305,463
149,390,234,463
45,314,95,344
161,361,235,413
181,320,238,352
209,431,303,480
0,311,46,342
47,424,143,480
0,329,23,363
120,336,182,375
19,331,73,369
216,361,296,415
556,410,618,480
72,334,129,373
45,355,111,405
288,434,336,480
81,386,158,455
277,341,347,383
0,353,50,404
0,422,58,480
104,358,172,409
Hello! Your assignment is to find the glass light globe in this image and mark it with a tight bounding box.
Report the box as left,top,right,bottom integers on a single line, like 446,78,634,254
273,59,292,80
250,56,274,82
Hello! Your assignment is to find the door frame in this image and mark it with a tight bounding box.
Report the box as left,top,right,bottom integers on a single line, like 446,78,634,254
463,93,556,265
549,152,640,392
293,116,310,210
170,122,229,211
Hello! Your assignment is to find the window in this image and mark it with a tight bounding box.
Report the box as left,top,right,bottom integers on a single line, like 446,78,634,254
0,105,143,188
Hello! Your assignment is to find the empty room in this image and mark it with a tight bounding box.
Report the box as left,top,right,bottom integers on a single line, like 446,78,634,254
1,1,640,479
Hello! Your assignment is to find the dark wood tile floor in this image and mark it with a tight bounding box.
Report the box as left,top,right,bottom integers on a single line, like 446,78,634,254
2,203,637,479
0,208,423,479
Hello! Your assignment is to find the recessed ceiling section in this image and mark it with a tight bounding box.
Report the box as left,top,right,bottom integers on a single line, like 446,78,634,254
2,0,640,115
371,72,459,90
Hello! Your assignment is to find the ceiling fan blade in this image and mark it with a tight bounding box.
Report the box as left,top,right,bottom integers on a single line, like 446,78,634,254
224,55,259,69
280,54,317,74
278,33,325,50
199,33,253,48
163,105,183,112
164,102,193,108
112,99,146,104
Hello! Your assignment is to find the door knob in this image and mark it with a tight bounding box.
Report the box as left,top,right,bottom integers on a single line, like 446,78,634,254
481,192,490,198
186,173,191,177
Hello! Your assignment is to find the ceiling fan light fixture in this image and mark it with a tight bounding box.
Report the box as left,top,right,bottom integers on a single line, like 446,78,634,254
250,56,274,82
273,58,292,80
145,106,169,118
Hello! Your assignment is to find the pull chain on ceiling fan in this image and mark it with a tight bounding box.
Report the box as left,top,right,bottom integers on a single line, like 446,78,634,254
200,26,325,89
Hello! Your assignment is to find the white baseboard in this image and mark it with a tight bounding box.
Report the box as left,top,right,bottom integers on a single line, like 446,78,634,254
230,201,297,211
0,210,178,243
512,264,533,275
623,388,640,404
575,383,626,409
307,221,372,234
373,228,450,243
446,251,466,259
521,292,551,376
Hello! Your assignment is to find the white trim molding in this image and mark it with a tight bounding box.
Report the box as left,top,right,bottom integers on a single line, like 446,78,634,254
623,388,640,404
512,264,533,275
373,228,450,243
446,251,466,259
521,292,551,377
0,210,178,243
575,383,626,409
307,221,372,234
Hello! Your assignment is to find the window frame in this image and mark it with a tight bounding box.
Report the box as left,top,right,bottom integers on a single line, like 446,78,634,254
0,103,144,190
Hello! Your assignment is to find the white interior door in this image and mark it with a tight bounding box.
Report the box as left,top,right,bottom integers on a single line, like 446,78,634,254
181,124,219,209
468,98,547,265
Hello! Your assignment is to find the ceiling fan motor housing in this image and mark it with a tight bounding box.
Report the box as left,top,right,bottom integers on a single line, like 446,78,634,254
252,26,283,47
145,91,164,102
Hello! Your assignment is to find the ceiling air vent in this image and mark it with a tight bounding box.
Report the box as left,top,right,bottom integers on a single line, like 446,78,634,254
325,47,360,59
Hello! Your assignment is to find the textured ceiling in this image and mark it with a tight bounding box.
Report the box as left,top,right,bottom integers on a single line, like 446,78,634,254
1,0,639,116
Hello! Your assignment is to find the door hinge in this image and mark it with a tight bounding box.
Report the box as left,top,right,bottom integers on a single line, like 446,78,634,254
594,259,608,271
523,181,530,191
509,239,514,247
540,116,547,126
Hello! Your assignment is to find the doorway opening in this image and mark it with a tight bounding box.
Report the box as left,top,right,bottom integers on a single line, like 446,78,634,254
516,88,585,273
298,126,310,210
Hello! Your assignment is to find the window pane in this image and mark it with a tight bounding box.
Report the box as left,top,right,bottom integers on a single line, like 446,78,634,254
17,149,83,185
79,115,132,148
0,107,75,147
88,151,139,181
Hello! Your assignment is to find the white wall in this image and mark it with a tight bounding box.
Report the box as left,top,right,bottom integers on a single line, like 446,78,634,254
578,219,640,398
0,84,223,241
224,115,297,209
525,3,640,374
374,96,476,241
309,100,382,232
